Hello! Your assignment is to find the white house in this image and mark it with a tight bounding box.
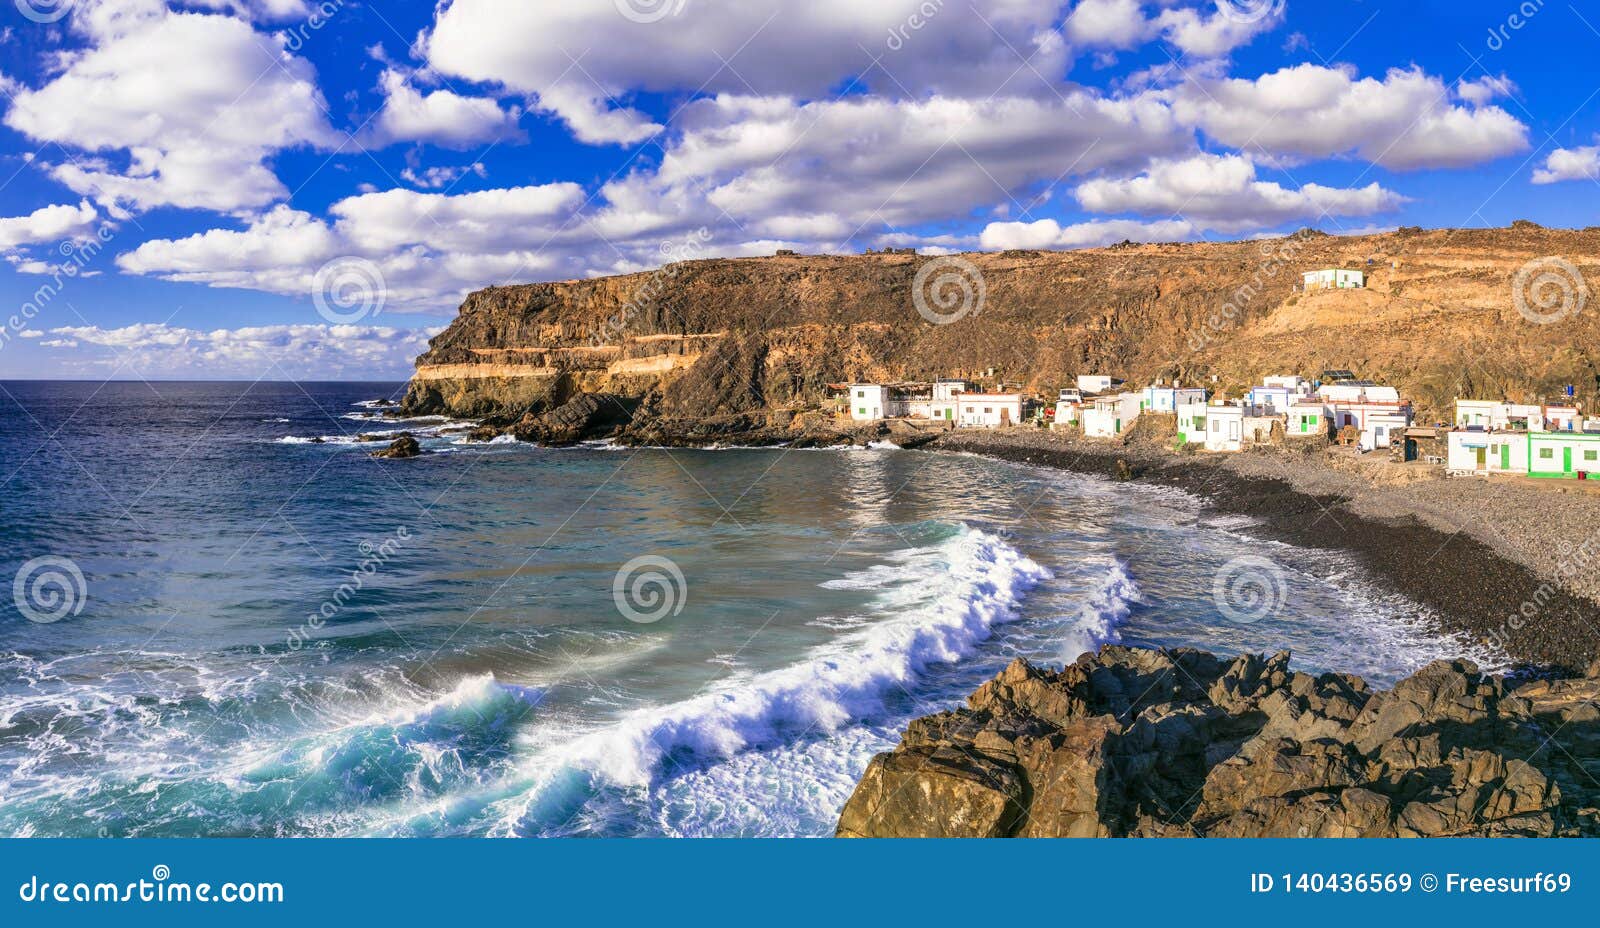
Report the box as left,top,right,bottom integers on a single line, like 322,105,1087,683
849,384,898,421
1262,374,1311,393
1052,400,1082,429
1302,268,1366,290
928,379,967,423
955,393,1025,428
1176,401,1209,445
1545,404,1581,432
1287,401,1331,438
1362,410,1411,451
1247,384,1301,416
1447,431,1530,476
1318,381,1399,404
1204,405,1244,452
1453,399,1582,433
1454,399,1501,429
1083,393,1140,438
1143,385,1208,413
1530,431,1600,477
1325,400,1412,448
1076,374,1123,396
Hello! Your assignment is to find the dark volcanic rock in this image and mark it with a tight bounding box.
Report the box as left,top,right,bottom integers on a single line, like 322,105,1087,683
370,434,421,459
511,392,638,445
836,645,1600,838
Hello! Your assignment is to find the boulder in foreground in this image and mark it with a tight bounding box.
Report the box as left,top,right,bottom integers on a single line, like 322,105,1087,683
837,645,1600,838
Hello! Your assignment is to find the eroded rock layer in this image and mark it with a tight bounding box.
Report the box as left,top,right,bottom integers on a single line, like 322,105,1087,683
836,646,1600,838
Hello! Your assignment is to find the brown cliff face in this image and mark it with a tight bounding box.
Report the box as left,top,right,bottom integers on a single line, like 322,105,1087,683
403,227,1600,427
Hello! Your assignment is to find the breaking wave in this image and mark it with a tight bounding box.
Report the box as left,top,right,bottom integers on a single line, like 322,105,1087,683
465,526,1048,835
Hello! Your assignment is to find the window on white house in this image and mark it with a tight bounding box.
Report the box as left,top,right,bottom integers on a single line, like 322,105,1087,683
1586,450,1598,462
1540,448,1554,459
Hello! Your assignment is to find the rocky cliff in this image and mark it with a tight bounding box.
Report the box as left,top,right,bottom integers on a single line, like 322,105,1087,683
835,645,1600,838
403,225,1600,439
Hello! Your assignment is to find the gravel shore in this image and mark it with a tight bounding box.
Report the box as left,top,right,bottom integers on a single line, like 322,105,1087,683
928,428,1600,673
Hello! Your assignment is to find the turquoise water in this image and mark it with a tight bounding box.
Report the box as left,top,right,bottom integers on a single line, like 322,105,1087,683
0,381,1492,837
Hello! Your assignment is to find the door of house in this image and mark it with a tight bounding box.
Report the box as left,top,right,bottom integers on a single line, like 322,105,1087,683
1000,408,1012,426
1500,445,1510,470
1475,447,1486,468
1564,447,1574,474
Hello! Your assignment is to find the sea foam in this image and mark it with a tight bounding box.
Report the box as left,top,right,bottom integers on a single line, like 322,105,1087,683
486,526,1049,834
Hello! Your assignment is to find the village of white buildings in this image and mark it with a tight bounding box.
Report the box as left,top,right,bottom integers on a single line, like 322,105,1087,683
839,268,1600,481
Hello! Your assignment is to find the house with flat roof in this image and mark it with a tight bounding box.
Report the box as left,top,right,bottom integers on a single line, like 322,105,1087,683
955,393,1025,428
1530,432,1600,478
1302,269,1365,290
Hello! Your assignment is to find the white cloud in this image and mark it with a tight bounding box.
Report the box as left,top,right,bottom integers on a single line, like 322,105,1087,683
1457,74,1516,107
43,322,439,378
979,217,1195,249
118,88,1193,308
401,162,487,189
20,329,45,339
4,4,336,214
370,69,524,149
1074,152,1406,230
1064,0,1282,57
0,200,98,248
1532,143,1600,185
421,0,1079,145
1171,64,1530,170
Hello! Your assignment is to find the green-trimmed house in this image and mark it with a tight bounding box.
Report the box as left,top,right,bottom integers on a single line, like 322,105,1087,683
1529,432,1600,478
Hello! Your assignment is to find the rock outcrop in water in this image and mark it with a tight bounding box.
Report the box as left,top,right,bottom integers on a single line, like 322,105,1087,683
402,226,1600,443
371,434,421,459
835,646,1600,838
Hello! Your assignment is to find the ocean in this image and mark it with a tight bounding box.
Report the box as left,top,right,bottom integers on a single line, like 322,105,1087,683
0,381,1494,837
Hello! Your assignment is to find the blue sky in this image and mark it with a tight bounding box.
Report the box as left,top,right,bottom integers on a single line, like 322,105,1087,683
0,0,1596,379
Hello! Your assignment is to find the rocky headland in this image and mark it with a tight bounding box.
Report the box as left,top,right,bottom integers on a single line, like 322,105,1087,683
401,226,1600,442
836,645,1600,838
